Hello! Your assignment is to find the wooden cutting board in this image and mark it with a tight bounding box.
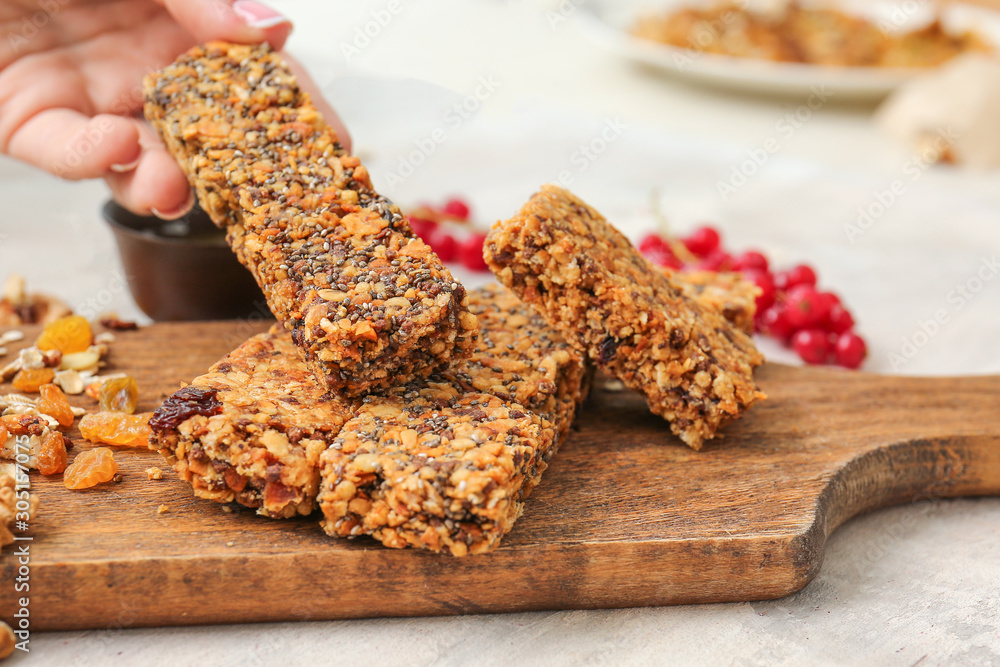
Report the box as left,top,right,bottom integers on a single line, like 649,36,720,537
1,321,998,631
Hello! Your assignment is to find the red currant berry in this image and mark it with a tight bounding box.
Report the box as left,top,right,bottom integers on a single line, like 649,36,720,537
682,225,721,257
442,198,471,221
742,269,776,311
734,250,769,272
834,333,867,369
825,304,854,334
783,285,828,330
409,216,438,239
792,328,831,365
776,264,818,291
460,233,489,272
695,250,732,271
429,232,458,262
639,233,669,255
650,248,683,269
639,234,683,268
758,305,795,342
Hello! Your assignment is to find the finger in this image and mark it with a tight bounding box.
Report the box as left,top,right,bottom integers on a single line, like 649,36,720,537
158,0,293,49
6,110,143,180
283,52,352,152
104,120,193,218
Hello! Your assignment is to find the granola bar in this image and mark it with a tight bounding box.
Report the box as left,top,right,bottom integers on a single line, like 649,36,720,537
446,283,591,444
484,185,764,450
148,328,358,518
317,389,553,556
144,42,478,396
669,269,759,334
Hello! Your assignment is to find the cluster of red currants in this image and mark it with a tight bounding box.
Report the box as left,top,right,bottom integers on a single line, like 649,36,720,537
639,226,867,369
407,197,490,272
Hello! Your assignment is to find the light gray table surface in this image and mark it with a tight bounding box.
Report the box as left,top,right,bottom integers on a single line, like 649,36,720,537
1,1,999,664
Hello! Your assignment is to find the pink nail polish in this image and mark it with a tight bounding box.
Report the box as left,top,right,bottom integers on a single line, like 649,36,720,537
233,0,291,29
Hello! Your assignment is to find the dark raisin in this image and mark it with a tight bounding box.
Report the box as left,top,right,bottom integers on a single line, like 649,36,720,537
669,329,687,349
149,386,223,431
597,335,618,364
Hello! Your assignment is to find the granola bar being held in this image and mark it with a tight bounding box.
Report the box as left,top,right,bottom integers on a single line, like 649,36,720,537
484,185,764,450
143,42,478,396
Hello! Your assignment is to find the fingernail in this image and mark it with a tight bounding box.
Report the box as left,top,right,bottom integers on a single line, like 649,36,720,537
233,0,291,29
110,157,141,173
152,191,195,220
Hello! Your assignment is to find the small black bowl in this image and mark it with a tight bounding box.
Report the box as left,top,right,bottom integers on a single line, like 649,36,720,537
102,200,268,321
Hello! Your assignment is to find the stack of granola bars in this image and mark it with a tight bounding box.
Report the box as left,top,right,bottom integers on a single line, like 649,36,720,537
146,43,764,556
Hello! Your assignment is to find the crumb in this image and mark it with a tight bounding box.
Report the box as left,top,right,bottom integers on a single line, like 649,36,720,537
602,379,625,392
157,504,169,514
145,467,163,480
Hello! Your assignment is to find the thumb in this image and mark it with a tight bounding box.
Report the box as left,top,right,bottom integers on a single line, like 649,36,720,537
159,0,293,49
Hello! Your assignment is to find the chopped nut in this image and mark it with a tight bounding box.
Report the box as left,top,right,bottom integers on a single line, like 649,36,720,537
60,350,101,372
17,347,44,371
0,360,18,381
1,464,39,549
0,330,24,345
54,369,86,395
157,504,169,514
94,332,116,344
145,467,164,480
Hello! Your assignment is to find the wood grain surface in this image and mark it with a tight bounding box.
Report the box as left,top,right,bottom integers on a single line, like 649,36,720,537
1,321,998,631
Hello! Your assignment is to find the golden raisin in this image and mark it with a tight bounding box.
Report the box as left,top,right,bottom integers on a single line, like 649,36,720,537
79,412,153,448
12,368,55,393
98,376,139,414
63,447,117,489
37,383,75,428
36,315,93,354
37,431,68,476
0,422,7,447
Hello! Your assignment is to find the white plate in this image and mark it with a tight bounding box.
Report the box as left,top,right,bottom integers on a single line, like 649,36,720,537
577,0,1000,99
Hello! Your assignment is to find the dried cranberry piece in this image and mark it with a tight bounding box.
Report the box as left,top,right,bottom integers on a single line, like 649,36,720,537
597,336,619,364
149,386,222,432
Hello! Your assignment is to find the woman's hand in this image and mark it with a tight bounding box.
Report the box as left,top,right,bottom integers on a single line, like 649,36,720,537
0,0,349,218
